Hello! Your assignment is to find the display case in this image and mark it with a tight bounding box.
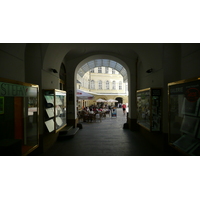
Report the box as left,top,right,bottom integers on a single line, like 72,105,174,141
137,88,162,132
0,78,39,156
44,89,67,133
168,77,200,155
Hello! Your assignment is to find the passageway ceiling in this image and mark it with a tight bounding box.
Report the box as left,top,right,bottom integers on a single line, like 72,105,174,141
43,43,164,81
63,43,140,82
64,43,139,61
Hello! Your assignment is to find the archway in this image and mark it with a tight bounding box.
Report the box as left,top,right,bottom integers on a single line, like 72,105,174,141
116,97,123,107
75,55,130,109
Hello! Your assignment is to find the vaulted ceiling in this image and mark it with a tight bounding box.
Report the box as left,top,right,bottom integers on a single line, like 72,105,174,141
64,43,139,61
77,59,128,82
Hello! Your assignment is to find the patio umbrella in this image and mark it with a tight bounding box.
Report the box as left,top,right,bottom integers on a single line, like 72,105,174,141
77,89,94,100
107,99,118,102
96,98,107,102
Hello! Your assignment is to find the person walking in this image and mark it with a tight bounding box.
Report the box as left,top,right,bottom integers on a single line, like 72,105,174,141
122,104,126,115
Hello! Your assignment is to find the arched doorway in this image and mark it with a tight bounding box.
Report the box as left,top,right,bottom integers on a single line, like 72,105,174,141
115,97,123,107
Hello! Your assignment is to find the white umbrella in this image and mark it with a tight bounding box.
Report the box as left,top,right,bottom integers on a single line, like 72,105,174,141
77,89,94,100
107,99,118,102
96,98,107,102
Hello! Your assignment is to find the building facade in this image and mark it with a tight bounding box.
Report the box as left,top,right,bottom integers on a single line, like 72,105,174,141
77,66,128,108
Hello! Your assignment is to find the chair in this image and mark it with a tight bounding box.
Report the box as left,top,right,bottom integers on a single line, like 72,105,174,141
88,113,95,122
105,110,110,117
95,113,102,122
102,112,106,119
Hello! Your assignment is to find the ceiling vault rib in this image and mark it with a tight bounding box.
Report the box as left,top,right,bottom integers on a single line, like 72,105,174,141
78,59,127,82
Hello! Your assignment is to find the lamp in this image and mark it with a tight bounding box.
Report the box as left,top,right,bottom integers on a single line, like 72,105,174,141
50,68,58,73
146,68,153,73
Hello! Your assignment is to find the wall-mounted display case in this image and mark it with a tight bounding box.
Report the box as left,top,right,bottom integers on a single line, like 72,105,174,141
43,89,67,133
137,88,162,132
0,78,39,156
168,77,200,155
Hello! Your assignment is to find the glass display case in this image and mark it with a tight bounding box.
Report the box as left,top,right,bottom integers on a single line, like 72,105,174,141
137,88,162,132
44,89,67,133
168,77,200,155
0,78,39,156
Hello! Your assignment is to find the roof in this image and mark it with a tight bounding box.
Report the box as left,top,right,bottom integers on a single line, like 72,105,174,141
77,59,128,82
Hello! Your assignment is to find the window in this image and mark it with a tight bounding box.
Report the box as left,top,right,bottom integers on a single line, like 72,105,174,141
88,79,90,89
105,67,109,74
90,69,94,73
112,69,115,74
106,81,109,89
91,80,95,89
119,81,122,90
112,81,116,90
98,80,102,89
98,67,102,73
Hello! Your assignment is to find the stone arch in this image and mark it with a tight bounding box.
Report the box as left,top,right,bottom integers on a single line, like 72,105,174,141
42,46,139,129
75,54,131,82
74,54,136,123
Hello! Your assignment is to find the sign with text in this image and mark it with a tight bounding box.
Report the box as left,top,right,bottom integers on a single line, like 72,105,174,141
0,82,37,97
169,80,200,103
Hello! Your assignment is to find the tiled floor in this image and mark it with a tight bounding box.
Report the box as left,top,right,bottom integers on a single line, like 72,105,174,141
42,109,175,156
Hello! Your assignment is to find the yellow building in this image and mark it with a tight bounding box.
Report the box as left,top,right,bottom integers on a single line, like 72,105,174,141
77,66,128,108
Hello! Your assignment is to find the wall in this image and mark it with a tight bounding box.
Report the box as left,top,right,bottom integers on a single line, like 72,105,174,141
0,43,26,81
181,43,200,79
136,44,182,150
162,43,181,134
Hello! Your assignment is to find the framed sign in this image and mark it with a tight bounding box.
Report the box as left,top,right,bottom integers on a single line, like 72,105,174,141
0,97,4,114
0,77,39,155
168,77,200,155
137,88,162,132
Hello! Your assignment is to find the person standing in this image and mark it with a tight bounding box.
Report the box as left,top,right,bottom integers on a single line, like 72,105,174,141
122,104,126,115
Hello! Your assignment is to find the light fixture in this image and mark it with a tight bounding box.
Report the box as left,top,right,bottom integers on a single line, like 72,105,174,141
50,68,58,73
146,68,153,73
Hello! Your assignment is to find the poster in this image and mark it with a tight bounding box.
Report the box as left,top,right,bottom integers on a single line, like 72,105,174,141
0,97,4,114
45,119,55,132
45,108,54,118
181,97,199,116
180,116,199,137
56,117,63,127
173,134,199,152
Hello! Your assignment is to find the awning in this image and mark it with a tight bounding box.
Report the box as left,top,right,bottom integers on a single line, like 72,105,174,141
77,89,94,100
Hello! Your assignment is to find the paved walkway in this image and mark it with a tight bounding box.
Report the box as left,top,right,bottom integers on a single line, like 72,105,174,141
42,108,174,156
